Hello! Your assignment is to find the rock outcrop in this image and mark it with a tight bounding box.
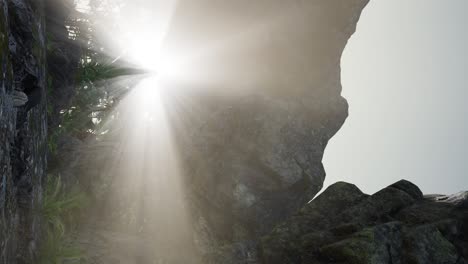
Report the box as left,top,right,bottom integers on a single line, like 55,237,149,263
159,0,370,257
259,180,468,264
0,0,47,263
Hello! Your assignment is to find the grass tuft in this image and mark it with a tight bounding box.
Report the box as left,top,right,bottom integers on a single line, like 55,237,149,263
38,175,88,264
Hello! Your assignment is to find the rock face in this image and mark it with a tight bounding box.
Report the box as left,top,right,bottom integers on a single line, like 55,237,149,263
159,0,369,257
0,0,47,263
259,180,468,264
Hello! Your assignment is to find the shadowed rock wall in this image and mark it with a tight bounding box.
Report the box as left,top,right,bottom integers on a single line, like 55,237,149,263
159,0,369,260
0,0,47,263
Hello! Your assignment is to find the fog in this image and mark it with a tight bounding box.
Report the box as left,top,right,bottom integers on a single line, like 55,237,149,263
324,0,468,195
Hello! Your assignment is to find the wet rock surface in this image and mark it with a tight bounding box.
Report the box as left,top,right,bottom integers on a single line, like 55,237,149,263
0,0,47,263
258,180,468,264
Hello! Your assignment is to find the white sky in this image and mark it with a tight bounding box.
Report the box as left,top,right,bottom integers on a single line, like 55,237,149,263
323,0,468,195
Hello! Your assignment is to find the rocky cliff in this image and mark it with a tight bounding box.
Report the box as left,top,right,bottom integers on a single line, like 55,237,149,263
0,0,47,263
259,180,468,264
159,0,370,259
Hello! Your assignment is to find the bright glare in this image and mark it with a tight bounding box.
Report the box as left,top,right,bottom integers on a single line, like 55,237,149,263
113,1,179,74
156,58,184,78
78,1,202,261
91,74,199,262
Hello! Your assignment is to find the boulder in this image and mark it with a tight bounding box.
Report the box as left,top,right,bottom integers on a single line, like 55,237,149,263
258,180,468,264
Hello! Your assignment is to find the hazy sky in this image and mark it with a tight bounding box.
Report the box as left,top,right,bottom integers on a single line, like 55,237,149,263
323,0,468,195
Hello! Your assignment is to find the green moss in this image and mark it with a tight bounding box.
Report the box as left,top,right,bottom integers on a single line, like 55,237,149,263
47,133,58,155
46,32,56,53
37,228,85,264
0,6,8,70
320,228,375,264
41,175,88,232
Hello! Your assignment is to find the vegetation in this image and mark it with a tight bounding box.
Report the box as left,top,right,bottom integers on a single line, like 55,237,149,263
38,175,88,264
38,229,83,264
42,0,142,261
46,0,139,150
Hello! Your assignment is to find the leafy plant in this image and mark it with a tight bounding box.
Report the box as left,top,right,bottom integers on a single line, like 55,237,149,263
77,60,141,84
38,175,88,263
37,228,84,264
42,175,88,233
49,59,144,141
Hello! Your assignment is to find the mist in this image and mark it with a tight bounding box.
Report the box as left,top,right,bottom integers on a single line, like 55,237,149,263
324,0,468,194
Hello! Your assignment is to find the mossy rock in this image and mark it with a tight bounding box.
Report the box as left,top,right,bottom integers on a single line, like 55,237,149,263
320,228,375,264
